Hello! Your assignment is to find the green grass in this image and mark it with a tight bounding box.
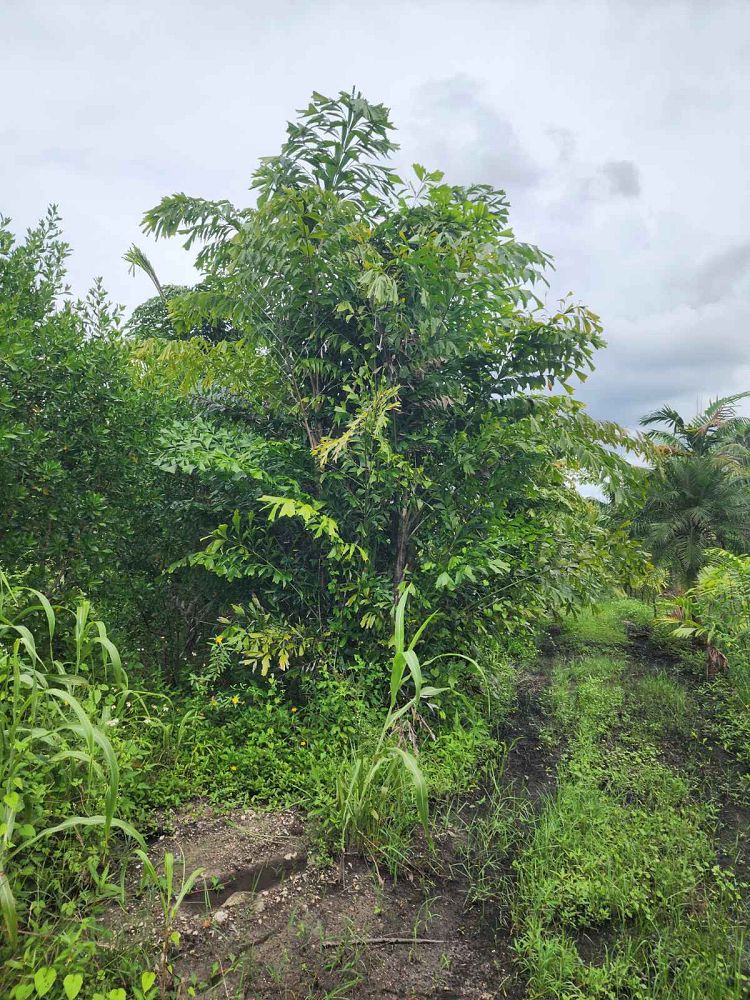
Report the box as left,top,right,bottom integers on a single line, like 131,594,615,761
511,653,747,999
628,670,696,738
444,760,532,914
560,598,654,651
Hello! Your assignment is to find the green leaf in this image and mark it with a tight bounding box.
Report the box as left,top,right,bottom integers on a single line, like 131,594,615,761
391,747,428,830
0,870,18,946
33,968,57,998
141,971,156,994
63,974,84,1000
9,815,144,861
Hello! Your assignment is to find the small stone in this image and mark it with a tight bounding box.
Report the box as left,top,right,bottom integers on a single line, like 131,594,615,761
224,891,255,909
213,909,229,924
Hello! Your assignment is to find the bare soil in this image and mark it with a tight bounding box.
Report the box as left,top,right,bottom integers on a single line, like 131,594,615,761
101,670,556,999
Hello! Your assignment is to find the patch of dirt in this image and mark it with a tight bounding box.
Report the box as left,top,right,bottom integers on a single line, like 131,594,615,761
501,666,557,807
101,802,526,999
157,803,307,904
239,856,524,999
99,666,561,998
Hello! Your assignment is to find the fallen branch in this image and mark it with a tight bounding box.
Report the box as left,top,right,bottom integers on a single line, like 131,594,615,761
323,936,448,947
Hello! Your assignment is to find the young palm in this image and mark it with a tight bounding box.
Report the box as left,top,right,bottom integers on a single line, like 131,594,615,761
636,454,750,587
636,394,750,587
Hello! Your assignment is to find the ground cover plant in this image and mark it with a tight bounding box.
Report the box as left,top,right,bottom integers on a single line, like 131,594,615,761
513,647,747,999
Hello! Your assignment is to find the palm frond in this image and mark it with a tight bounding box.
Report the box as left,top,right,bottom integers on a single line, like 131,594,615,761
640,405,686,433
124,244,166,302
689,391,750,436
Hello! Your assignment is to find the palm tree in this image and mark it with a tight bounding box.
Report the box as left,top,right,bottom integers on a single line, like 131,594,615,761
640,392,750,463
635,394,750,587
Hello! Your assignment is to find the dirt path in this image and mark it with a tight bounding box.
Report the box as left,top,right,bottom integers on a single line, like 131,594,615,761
106,668,557,999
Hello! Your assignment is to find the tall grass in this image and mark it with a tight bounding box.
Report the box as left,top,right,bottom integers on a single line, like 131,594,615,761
335,587,480,860
0,572,142,945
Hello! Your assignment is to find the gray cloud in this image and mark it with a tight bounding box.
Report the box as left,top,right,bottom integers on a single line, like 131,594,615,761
600,160,641,198
580,292,750,426
576,160,641,205
410,75,542,193
679,242,750,306
547,127,577,164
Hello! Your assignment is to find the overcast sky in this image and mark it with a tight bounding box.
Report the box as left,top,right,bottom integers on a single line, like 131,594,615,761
3,0,749,426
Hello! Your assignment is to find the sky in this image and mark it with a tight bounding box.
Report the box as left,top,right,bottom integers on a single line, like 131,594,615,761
2,0,750,427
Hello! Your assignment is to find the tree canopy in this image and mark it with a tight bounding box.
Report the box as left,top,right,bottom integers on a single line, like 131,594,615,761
130,88,646,677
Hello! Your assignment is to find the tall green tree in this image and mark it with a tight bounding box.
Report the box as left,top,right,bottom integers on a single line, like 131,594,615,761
133,89,645,675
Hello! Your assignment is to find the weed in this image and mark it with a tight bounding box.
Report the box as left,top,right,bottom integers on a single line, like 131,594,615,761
629,670,695,738
0,579,143,946
133,850,205,998
334,588,480,862
447,763,532,916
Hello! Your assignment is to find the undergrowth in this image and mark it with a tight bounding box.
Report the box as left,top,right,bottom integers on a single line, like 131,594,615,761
511,648,748,999
560,597,654,650
0,573,514,998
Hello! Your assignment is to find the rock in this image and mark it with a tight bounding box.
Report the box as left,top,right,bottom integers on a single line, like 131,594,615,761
222,891,266,915
213,909,229,924
224,891,255,910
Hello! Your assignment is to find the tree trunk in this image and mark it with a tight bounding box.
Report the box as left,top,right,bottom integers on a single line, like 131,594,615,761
393,504,411,602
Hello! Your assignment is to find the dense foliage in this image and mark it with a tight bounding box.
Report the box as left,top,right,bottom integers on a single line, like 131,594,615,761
0,212,185,659
635,394,750,586
2,89,748,1000
133,90,645,684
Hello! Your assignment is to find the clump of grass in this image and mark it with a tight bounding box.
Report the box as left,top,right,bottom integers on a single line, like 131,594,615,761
512,651,748,999
544,655,626,741
0,576,143,947
447,762,532,915
134,849,205,997
421,720,498,799
560,598,654,651
629,670,696,738
334,587,481,864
